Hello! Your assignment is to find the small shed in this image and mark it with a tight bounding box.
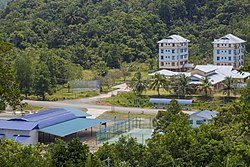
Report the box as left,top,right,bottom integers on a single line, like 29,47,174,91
189,110,217,128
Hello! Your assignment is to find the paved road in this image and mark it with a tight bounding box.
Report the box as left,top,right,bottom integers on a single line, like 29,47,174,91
24,83,194,118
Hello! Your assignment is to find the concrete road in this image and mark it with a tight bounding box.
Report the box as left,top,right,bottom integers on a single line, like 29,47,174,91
23,83,194,118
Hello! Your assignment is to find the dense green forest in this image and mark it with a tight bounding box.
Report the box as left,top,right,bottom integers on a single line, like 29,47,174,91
0,0,249,67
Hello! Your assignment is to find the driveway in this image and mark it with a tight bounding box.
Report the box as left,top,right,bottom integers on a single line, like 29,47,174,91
23,83,194,118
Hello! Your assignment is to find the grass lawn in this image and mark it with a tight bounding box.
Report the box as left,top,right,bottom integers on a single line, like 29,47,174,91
22,105,44,111
26,88,99,101
103,89,239,111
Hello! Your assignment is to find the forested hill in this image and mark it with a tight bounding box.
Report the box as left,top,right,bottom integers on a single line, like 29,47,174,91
0,0,249,68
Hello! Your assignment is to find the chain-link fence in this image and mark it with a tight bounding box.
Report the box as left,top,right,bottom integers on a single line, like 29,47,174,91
96,117,154,145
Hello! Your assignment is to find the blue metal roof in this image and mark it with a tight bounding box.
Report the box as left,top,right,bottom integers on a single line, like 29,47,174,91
39,118,109,137
0,119,38,130
189,110,217,119
64,107,91,117
149,98,193,104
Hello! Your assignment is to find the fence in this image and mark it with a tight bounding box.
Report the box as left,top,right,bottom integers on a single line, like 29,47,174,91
96,117,154,145
70,80,100,92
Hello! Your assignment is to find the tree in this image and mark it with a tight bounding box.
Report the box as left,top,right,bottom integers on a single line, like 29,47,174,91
50,138,90,166
129,71,147,96
0,40,22,109
149,73,169,97
222,76,237,97
197,75,213,97
33,62,52,100
171,74,191,97
0,139,51,167
153,99,189,132
15,54,34,98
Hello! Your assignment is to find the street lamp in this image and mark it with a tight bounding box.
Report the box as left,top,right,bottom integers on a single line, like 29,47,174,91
14,134,20,142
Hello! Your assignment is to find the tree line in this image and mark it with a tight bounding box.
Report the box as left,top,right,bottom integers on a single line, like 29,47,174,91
130,71,238,98
0,0,249,69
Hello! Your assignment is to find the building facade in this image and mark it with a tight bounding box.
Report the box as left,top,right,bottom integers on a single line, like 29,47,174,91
189,110,217,128
212,34,246,69
158,35,190,71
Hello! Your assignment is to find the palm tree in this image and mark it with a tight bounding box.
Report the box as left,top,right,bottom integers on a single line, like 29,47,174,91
149,73,169,97
198,76,214,97
222,77,237,97
129,72,147,96
170,74,191,98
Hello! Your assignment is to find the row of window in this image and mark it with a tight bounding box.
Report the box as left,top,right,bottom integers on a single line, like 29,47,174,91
160,61,187,67
160,54,188,60
160,48,188,54
216,43,244,47
160,43,187,47
189,119,207,125
216,63,233,66
216,49,244,55
217,56,232,61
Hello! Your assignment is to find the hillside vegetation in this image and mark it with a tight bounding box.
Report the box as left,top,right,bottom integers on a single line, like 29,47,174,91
0,0,249,68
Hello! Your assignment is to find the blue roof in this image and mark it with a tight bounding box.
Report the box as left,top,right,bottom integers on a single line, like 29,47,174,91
189,110,217,119
8,107,91,129
0,119,38,130
149,98,193,104
64,107,91,117
39,118,109,137
0,134,4,138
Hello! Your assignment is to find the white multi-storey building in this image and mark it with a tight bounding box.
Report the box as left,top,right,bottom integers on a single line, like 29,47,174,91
212,34,246,69
158,35,190,71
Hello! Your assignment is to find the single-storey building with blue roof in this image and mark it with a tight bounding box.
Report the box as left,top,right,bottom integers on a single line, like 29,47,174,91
189,110,217,128
0,107,109,145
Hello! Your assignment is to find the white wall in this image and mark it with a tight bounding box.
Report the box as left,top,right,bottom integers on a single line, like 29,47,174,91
189,116,210,128
0,128,38,145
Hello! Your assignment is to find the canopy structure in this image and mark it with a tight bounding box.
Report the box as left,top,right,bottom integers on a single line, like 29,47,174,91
39,118,109,137
149,98,193,105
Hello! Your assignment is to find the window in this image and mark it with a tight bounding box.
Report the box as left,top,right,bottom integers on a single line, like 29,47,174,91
229,44,231,47
229,63,231,66
217,63,220,65
229,57,231,61
221,57,223,59
172,56,175,60
184,54,187,58
165,56,168,59
161,56,163,60
161,49,164,53
222,44,223,46
225,44,227,46
172,49,175,53
180,61,183,65
229,50,231,54
225,57,227,59
172,62,175,66
196,120,205,125
161,62,164,66
168,56,170,59
177,55,179,59
217,57,220,61
161,43,163,47
180,55,183,59
217,44,219,47
173,43,175,47
165,49,168,52
217,50,220,54
189,120,193,124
